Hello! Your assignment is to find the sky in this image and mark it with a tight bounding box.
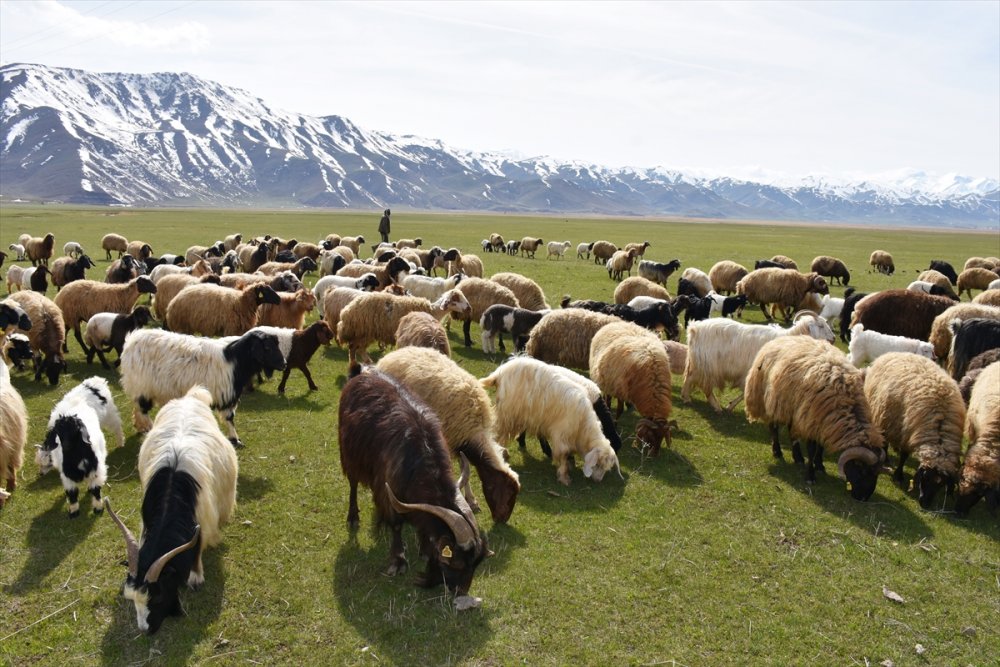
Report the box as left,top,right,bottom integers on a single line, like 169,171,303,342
1,0,998,184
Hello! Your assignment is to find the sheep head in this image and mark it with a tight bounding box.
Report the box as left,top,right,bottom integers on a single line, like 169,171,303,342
837,447,884,501
807,273,830,295
912,465,956,510
582,444,621,482
636,418,673,457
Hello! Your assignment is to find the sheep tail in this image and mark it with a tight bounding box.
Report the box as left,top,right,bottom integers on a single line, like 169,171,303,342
185,385,214,406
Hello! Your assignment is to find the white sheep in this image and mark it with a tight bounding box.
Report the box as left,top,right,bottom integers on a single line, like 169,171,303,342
401,273,463,302
847,324,936,367
0,362,28,506
62,241,84,258
8,243,26,261
546,241,572,260
576,242,592,260
817,294,845,323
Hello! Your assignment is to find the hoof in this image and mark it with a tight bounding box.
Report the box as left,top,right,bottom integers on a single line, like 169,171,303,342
386,559,408,576
346,516,359,531
93,507,104,515
229,437,244,449
187,572,204,590
69,510,80,519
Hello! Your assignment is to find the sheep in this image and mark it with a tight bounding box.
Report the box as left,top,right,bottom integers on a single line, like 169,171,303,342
576,242,593,260
218,270,301,293
927,303,1000,361
925,260,959,285
256,256,317,279
562,297,682,340
106,254,144,284
339,235,365,256
736,269,829,322
84,306,154,369
36,377,123,517
237,242,270,273
590,322,674,455
5,291,66,385
490,272,549,311
809,256,850,286
948,318,1000,382
964,257,998,272
847,324,936,367
454,277,519,348
481,357,621,486
839,288,870,343
8,243,26,261
519,237,544,259
395,312,451,356
337,290,471,365
954,361,1000,515
915,269,960,300
2,332,33,371
681,311,835,413
678,267,712,298
525,308,620,370
702,260,743,294
851,289,962,343
151,273,220,321
613,276,671,304
401,273,462,302
958,349,1000,404
255,322,335,392
322,286,368,339
974,288,1000,308
957,268,999,299
25,233,55,267
55,276,157,353
322,233,341,247
662,339,688,376
990,279,1000,291
105,385,237,635
721,294,749,319
624,241,651,257
317,249,348,277
62,241,84,259
480,305,547,354
126,241,153,262
101,234,128,260
148,259,208,285
120,327,286,447
0,299,32,347
606,248,639,281
487,233,504,253
869,250,895,275
19,266,51,294
907,280,958,300
816,294,844,324
505,240,521,256
257,288,316,329
546,241,571,260
50,254,96,291
185,244,223,266
5,264,25,294
590,240,618,265
166,283,281,337
0,363,27,506
681,293,719,328
203,250,239,276
290,242,325,261
395,238,423,250
223,233,243,252
753,259,785,270
339,368,489,597
443,248,484,278
337,255,411,289
745,335,886,500
314,272,379,306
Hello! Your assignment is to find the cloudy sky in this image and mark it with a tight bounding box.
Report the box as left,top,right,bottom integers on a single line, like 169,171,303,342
2,1,997,183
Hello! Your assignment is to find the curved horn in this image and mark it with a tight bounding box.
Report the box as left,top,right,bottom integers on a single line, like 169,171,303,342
384,483,477,549
144,525,200,584
837,447,880,479
104,498,139,578
791,310,818,322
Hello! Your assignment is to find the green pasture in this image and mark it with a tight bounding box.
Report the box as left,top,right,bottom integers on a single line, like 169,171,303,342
0,205,997,666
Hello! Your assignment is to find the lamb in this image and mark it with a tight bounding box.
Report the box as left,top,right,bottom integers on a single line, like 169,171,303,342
20,266,51,294
810,256,850,286
744,335,886,500
337,290,471,365
101,234,128,260
5,291,66,385
736,269,829,321
25,233,55,266
36,377,123,517
624,241,651,257
927,303,1000,361
948,318,1000,381
490,272,549,310
863,353,965,508
707,260,746,294
395,312,451,356
546,241,571,260
443,248,484,278
0,363,27,506
256,256,317,279
769,255,798,270
606,248,639,281
850,289,959,342
525,308,620,370
590,322,674,456
957,268,999,299
482,357,621,486
974,289,1000,307
954,361,1000,515
120,327,286,447
317,249,348,277
519,237,544,259
257,288,316,329
926,260,959,285
62,241,84,259
505,240,521,256
640,259,683,287
681,311,835,413
917,269,961,299
400,272,462,302
106,385,238,634
455,277,520,348
337,255,410,289
5,264,25,294
84,305,154,369
816,294,844,324
614,276,671,304
106,254,144,284
847,324,936,367
55,276,157,353
8,243,26,261
576,242,593,260
339,235,365,255
126,242,154,262
165,283,281,337
480,305,547,353
50,254,96,291
678,267,712,298
255,322,335,392
721,294,749,319
869,250,895,275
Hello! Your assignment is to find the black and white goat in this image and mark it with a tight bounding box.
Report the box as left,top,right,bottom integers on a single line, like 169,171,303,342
480,305,549,353
84,306,154,369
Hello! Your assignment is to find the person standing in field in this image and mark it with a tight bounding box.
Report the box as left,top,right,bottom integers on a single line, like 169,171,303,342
378,208,391,244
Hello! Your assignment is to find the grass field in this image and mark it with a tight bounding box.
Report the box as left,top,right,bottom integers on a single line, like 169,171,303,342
1,205,997,666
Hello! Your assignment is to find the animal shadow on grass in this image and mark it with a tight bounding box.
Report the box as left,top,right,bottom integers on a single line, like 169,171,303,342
333,537,494,665
682,398,749,434
99,547,226,665
5,495,99,594
237,474,274,503
511,445,626,514
238,388,324,413
104,433,143,482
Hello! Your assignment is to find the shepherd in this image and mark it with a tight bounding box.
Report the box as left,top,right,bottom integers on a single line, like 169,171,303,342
378,208,391,244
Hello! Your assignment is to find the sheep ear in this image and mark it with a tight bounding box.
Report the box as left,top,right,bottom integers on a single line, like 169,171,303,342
582,449,597,478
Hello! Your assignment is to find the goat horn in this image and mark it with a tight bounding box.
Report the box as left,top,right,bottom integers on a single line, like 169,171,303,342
144,525,201,584
384,483,477,550
104,498,139,578
790,310,817,322
837,447,880,479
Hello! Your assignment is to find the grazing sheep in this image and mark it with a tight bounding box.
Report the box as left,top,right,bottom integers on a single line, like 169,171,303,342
490,272,549,311
957,267,999,299
443,248,484,278
768,255,798,270
50,254,96,291
576,242,593,260
0,300,32,347
8,243,26,261
525,308,620,370
480,305,547,354
257,288,316,329
106,254,144,284
736,269,829,321
488,233,505,253
314,273,379,312
927,303,1000,361
639,259,684,287
126,241,153,262
401,273,462,302
481,357,620,486
62,241,84,259
864,353,965,508
101,234,128,261
337,255,410,289
0,363,27,506
964,257,998,272
291,242,325,261
606,248,639,281
455,277,519,348
256,256,317,279
590,240,618,265
810,256,850,286
624,241,651,257
84,306,154,369
339,235,365,256
925,260,959,285
869,250,895,275
677,267,713,298
954,362,1000,515
55,276,157,353
148,259,208,285
255,322,335,392
958,349,1000,404
376,347,521,522
908,280,958,300
166,283,281,337
395,312,451,356
322,286,369,341
25,233,55,267
519,237,544,259
395,238,423,250
590,322,674,455
707,260,746,295
561,297,681,340
745,335,886,500
754,259,785,270
218,270,301,293
681,311,835,413
948,318,1000,382
223,233,243,252
5,291,66,385
613,276,671,304
847,324,936,367
974,287,1000,307
914,270,959,300
546,241,571,260
851,289,963,343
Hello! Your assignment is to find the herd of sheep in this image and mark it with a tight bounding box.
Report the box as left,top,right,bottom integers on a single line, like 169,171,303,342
1,228,999,632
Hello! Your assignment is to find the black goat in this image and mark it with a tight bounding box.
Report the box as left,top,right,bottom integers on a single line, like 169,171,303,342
754,259,785,270
721,294,748,318
839,288,870,343
28,266,51,294
638,259,682,285
949,318,1000,381
927,260,959,286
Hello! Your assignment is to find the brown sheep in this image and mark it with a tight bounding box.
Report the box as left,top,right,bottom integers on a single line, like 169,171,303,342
525,308,619,370
152,273,221,321
916,270,960,300
55,276,157,353
166,283,281,337
5,291,66,385
257,288,316,329
394,311,451,356
869,250,895,275
957,267,999,299
613,276,671,304
519,237,544,259
25,233,55,267
850,289,954,341
455,278,519,348
590,240,618,265
490,272,549,311
443,248,484,278
708,261,749,295
809,256,850,286
101,233,128,261
736,269,829,321
769,255,798,270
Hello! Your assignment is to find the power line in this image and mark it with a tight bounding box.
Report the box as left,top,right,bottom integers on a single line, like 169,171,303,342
0,1,132,53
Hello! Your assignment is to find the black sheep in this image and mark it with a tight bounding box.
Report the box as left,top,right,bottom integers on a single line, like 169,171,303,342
927,260,959,286
949,318,1000,381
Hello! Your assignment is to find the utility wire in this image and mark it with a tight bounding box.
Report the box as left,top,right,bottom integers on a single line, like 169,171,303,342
0,1,133,54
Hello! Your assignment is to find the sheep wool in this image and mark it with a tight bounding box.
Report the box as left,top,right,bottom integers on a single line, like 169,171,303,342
54,276,156,352
101,233,128,260
973,290,1000,307
956,362,1000,514
613,276,671,304
708,261,749,295
0,363,27,505
166,283,277,337
927,303,1000,361
394,312,451,356
257,288,316,329
490,272,549,311
736,269,828,320
590,240,617,265
958,268,1000,299
525,308,619,370
916,270,959,300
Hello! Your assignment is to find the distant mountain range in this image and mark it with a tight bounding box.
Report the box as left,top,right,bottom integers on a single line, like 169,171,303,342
1,63,997,228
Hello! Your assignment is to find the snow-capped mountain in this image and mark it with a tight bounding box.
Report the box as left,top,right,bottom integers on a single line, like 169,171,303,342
1,63,997,228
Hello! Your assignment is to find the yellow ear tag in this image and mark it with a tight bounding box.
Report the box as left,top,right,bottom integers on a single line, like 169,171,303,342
846,482,853,491
908,479,914,491
441,546,452,559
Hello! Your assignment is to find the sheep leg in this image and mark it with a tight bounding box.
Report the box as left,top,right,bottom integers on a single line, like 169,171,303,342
71,325,87,354
387,524,408,575
615,397,624,419
805,441,825,481
790,437,805,465
277,368,292,393
463,319,474,348
769,424,783,459
105,409,125,449
724,390,744,413
88,484,103,514
94,347,112,370
220,409,242,448
892,453,907,485
680,376,695,404
66,486,80,518
497,332,506,353
346,479,360,530
539,437,552,459
133,398,154,433
188,553,205,590
300,365,319,391
555,455,572,486
517,431,528,450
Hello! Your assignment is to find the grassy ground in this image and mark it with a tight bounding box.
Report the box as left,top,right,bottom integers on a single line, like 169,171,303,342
0,205,997,666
